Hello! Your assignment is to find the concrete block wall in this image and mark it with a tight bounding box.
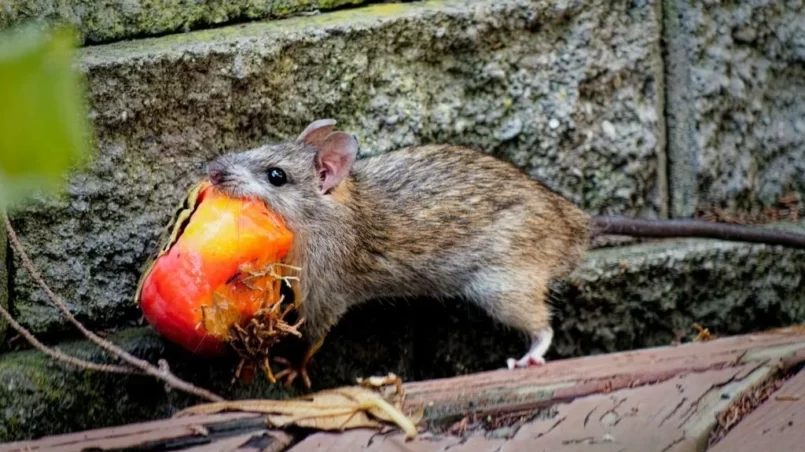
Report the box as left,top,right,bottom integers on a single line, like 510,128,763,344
0,0,803,441
0,0,380,44
8,0,666,338
664,0,805,218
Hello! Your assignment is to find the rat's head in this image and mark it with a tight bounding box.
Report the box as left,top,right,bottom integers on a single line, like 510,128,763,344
206,119,358,227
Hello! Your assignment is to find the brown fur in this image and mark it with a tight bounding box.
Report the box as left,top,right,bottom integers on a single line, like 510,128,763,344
206,117,805,371
213,136,589,352
208,141,590,350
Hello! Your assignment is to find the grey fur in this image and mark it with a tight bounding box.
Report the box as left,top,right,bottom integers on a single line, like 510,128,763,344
208,124,590,362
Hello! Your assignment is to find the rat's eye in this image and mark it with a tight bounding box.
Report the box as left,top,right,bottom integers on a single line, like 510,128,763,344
267,168,287,186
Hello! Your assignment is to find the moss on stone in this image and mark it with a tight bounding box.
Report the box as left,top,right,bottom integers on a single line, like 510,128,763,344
0,327,296,442
0,0,385,45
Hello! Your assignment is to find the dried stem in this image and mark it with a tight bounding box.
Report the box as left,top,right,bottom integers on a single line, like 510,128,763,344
3,215,225,402
0,301,138,374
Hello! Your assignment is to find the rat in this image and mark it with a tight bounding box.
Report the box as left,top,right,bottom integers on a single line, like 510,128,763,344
206,119,805,387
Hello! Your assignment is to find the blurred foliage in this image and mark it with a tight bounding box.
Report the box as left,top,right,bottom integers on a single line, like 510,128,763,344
0,24,92,210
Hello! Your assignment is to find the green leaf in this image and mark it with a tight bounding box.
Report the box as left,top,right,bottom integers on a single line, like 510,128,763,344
0,24,92,209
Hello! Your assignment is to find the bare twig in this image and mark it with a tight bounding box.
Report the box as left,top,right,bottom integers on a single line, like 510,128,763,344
0,302,138,374
3,215,225,402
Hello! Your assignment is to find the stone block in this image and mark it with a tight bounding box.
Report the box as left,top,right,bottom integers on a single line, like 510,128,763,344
555,222,805,358
9,0,664,336
665,0,805,217
0,0,377,44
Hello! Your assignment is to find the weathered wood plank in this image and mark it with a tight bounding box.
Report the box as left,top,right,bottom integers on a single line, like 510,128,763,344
181,430,294,452
708,368,805,452
0,413,282,452
292,330,805,452
290,364,774,452
402,329,805,421
3,330,804,452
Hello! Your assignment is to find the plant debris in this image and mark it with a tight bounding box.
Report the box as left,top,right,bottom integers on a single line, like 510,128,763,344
198,263,305,385
175,375,419,440
708,371,793,447
357,373,405,399
693,323,714,342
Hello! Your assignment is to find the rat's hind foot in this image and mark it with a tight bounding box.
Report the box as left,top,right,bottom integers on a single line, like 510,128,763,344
506,354,546,369
505,328,553,370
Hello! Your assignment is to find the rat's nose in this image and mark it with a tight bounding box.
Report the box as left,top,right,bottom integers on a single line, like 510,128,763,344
207,161,225,185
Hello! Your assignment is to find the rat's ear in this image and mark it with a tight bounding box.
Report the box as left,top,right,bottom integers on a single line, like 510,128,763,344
297,119,337,147
315,132,358,194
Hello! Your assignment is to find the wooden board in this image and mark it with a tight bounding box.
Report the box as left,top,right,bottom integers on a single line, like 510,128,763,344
3,329,805,452
401,328,805,421
708,369,805,452
290,364,781,452
294,329,805,452
0,413,293,452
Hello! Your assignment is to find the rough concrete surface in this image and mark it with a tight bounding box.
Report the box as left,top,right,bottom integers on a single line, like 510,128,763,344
665,0,805,217
556,230,805,358
8,0,664,337
2,232,804,441
0,0,378,44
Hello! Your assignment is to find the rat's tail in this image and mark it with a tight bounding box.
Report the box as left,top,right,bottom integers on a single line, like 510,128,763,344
591,215,805,249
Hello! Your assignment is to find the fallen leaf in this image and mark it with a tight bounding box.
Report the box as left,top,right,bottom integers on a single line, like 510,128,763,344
175,384,418,440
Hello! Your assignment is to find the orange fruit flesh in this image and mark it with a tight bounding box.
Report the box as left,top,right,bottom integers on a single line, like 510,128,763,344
138,183,294,356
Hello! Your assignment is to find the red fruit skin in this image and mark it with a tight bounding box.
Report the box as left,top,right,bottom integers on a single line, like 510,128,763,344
137,184,293,357
138,252,229,356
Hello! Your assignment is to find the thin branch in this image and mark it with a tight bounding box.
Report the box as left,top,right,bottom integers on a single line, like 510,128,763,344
3,215,225,402
0,301,138,374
